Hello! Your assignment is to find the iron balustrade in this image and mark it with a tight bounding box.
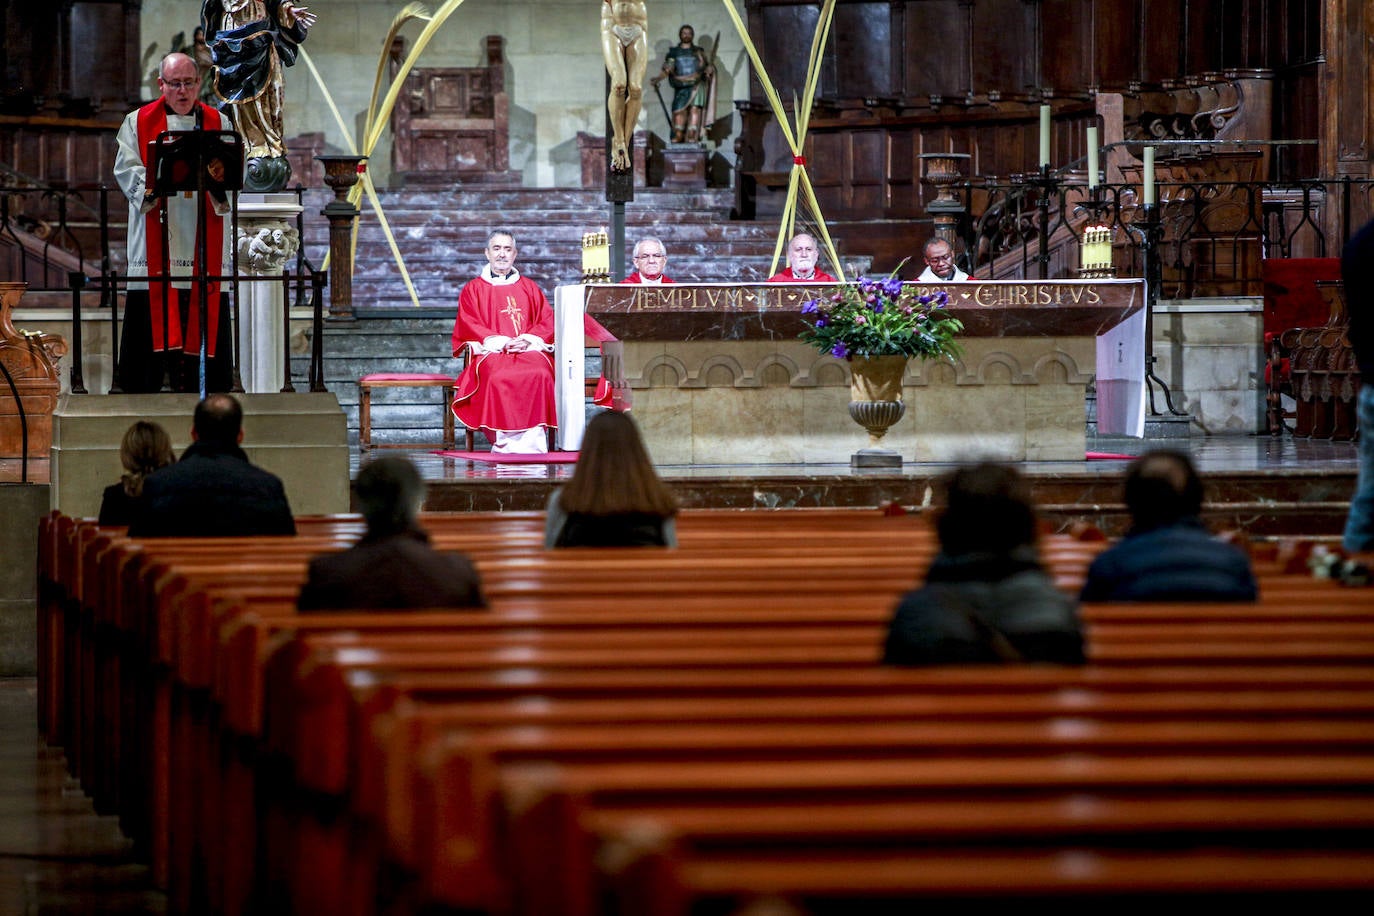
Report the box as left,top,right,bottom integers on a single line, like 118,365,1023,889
0,183,327,394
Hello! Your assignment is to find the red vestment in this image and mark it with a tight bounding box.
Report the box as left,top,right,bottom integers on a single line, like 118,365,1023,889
620,272,675,284
136,99,226,355
451,274,558,435
767,267,836,283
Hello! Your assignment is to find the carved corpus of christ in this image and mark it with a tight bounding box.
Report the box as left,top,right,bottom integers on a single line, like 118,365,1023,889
600,1,649,171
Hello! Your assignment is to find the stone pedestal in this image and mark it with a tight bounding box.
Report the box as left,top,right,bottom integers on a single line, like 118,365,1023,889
661,144,707,189
235,193,303,393
50,392,349,518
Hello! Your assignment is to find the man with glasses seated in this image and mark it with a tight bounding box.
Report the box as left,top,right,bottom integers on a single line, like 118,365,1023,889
917,236,973,283
622,236,675,284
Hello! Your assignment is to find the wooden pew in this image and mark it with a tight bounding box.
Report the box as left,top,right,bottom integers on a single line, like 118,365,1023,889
42,513,1374,911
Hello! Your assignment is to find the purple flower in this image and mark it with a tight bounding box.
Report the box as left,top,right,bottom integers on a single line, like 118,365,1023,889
815,317,827,328
883,277,904,297
854,315,867,325
801,299,819,314
831,342,849,359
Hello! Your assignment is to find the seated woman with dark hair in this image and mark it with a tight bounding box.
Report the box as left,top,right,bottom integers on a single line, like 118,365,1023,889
883,462,1085,666
98,420,176,526
545,411,679,548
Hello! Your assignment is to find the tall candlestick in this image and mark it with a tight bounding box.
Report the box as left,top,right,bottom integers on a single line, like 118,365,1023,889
1086,126,1099,189
1142,146,1156,206
1039,105,1051,168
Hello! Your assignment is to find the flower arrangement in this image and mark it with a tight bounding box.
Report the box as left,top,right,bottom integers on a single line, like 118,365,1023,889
798,271,963,362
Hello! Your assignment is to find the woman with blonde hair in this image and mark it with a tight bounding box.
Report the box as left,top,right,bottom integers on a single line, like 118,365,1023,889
98,420,176,526
544,410,679,548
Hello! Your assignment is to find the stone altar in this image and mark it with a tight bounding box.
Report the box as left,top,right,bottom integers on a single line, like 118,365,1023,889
555,280,1146,462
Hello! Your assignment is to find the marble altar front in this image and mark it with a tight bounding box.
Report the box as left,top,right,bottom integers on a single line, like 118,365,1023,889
554,280,1146,463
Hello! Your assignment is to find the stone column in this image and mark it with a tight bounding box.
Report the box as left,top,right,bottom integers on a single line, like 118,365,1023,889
235,193,302,392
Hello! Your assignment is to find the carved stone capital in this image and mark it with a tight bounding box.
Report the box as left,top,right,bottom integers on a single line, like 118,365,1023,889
236,221,301,275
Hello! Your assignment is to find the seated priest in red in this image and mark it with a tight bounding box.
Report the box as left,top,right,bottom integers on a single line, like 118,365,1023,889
451,230,558,454
622,236,675,284
767,232,837,283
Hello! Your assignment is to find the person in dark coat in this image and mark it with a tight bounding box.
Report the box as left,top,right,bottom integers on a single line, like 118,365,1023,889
1080,449,1258,602
98,420,176,526
1343,217,1374,554
128,393,296,537
883,462,1085,666
297,455,486,611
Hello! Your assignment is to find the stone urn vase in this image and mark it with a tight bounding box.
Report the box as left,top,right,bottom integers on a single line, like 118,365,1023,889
847,354,908,468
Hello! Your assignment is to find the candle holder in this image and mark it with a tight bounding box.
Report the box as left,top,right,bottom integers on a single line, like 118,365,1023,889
1075,186,1118,279
1026,164,1060,280
316,154,367,322
1128,202,1184,416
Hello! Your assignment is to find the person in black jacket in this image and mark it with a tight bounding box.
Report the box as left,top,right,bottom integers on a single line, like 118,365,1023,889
297,455,485,611
128,393,296,537
883,462,1085,666
1080,449,1258,602
1343,217,1374,554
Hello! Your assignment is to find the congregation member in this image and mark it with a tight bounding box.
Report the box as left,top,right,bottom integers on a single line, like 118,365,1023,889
98,421,177,527
451,229,558,454
113,51,234,392
622,236,675,283
1342,216,1374,558
916,236,973,282
545,411,679,548
1080,449,1259,602
297,456,486,611
883,462,1085,666
130,394,295,537
767,232,836,283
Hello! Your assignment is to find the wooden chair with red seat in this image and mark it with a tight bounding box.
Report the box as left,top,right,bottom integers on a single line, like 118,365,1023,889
1261,257,1342,435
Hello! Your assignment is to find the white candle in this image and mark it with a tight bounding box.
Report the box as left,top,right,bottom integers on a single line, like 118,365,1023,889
1142,146,1156,206
1086,126,1099,189
1039,105,1051,168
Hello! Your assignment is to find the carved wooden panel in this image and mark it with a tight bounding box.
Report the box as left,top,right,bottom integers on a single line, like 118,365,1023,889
829,3,894,99
755,4,822,103
971,0,1035,94
903,1,966,99
1042,0,1095,94
1132,0,1178,86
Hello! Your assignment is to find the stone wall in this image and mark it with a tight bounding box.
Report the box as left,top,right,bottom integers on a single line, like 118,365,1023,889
141,1,745,188
1153,298,1265,435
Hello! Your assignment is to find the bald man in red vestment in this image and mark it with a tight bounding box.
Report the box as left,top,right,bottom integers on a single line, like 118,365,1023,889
451,230,558,454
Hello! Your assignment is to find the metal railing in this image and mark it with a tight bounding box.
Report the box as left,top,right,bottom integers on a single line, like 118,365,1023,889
0,182,329,394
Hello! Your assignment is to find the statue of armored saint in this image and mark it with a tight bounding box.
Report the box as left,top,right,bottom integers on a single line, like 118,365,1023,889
600,0,649,172
201,0,318,192
651,24,714,144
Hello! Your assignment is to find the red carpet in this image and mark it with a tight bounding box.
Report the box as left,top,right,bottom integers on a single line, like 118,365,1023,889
433,449,579,464
1086,451,1136,460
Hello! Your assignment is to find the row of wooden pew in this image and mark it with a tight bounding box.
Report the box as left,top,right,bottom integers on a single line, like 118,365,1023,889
37,508,1374,914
